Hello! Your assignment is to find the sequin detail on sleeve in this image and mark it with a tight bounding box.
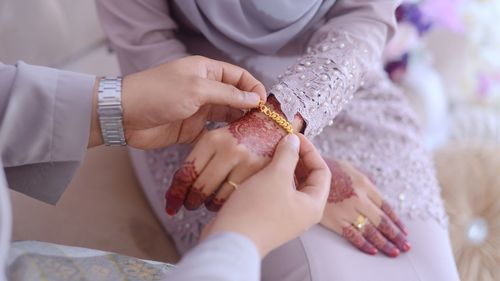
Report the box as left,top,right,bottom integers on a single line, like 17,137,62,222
270,31,369,137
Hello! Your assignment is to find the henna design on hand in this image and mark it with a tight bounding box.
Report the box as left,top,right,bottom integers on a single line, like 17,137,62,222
326,160,357,203
165,160,198,215
381,200,408,235
377,217,411,252
342,226,377,255
228,109,286,158
362,224,399,257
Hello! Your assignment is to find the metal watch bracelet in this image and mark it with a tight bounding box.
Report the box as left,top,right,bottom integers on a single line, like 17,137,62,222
97,77,126,146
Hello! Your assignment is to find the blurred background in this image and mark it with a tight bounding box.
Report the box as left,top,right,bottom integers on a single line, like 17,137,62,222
1,0,499,280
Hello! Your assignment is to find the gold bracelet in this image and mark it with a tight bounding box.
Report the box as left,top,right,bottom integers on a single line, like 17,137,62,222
258,101,294,134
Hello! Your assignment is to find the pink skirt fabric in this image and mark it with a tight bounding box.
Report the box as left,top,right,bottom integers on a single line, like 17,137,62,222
262,220,460,281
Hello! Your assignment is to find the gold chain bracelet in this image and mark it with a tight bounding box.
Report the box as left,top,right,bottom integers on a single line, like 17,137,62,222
258,101,294,134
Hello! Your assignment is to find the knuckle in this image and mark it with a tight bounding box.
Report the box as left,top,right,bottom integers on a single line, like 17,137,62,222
351,196,363,206
191,77,205,94
231,144,251,157
191,55,206,64
205,131,222,144
229,85,243,98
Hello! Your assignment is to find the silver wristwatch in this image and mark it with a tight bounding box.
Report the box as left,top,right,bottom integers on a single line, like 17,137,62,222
97,77,127,146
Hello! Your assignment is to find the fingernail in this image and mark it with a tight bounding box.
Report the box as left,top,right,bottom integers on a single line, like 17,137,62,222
244,91,261,105
402,226,409,236
402,242,411,252
165,193,183,216
388,248,400,258
368,247,378,255
165,207,176,216
285,134,300,152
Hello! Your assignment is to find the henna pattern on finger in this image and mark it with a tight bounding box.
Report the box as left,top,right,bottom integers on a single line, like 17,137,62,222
205,197,226,212
381,200,408,235
362,224,399,257
377,217,411,252
184,186,207,210
228,109,286,158
326,160,357,203
341,226,377,255
165,160,198,215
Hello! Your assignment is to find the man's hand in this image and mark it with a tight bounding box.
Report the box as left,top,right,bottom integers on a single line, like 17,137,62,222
88,56,266,148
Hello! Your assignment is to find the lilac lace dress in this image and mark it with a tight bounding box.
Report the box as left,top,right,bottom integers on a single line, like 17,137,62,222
97,0,448,255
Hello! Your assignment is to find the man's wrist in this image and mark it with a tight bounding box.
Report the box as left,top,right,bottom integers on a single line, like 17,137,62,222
88,78,103,148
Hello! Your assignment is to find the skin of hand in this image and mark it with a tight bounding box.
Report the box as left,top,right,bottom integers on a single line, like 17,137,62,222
164,97,304,215
317,158,411,258
201,134,331,257
87,56,267,148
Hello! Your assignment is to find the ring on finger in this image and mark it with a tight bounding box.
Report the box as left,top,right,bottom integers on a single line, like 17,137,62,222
227,180,239,190
354,214,367,230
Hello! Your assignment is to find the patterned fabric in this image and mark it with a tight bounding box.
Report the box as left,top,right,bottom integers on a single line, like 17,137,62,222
7,241,174,281
271,31,365,137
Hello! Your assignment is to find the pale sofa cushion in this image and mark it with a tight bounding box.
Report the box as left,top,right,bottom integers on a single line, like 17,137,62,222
0,0,105,67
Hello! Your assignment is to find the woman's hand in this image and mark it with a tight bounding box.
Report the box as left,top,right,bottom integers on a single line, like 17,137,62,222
319,158,410,257
164,98,291,215
201,134,331,257
88,56,266,148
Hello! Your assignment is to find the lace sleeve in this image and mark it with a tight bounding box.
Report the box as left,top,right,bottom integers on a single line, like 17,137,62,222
271,0,399,137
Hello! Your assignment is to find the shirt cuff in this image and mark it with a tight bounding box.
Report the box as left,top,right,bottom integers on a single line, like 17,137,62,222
166,232,260,281
1,61,95,167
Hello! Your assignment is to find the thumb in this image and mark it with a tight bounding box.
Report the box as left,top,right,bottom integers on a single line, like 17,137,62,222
268,134,301,178
199,79,262,109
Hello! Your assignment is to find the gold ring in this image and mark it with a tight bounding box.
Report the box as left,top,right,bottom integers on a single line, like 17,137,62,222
227,180,239,190
354,215,367,230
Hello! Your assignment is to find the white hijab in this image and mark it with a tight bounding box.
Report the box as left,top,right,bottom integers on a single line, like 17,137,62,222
172,0,336,57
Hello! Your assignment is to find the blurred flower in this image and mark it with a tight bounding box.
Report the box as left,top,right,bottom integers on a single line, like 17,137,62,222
396,3,433,34
420,0,465,32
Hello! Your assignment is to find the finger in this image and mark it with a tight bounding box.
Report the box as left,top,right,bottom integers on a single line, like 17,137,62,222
295,134,331,201
204,59,267,99
206,160,264,212
361,222,400,257
340,224,378,255
377,216,411,253
205,181,234,212
165,140,214,215
266,134,300,178
184,153,236,210
206,105,246,123
294,158,308,187
380,200,408,235
355,199,411,252
199,79,262,109
361,177,409,235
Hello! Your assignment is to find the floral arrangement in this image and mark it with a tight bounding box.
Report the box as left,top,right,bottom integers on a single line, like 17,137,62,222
385,0,500,109
384,1,434,82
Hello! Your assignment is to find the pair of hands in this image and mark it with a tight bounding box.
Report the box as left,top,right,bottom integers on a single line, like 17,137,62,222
87,56,329,258
158,57,411,257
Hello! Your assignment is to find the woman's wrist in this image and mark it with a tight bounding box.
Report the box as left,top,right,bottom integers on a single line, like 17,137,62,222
265,96,305,132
